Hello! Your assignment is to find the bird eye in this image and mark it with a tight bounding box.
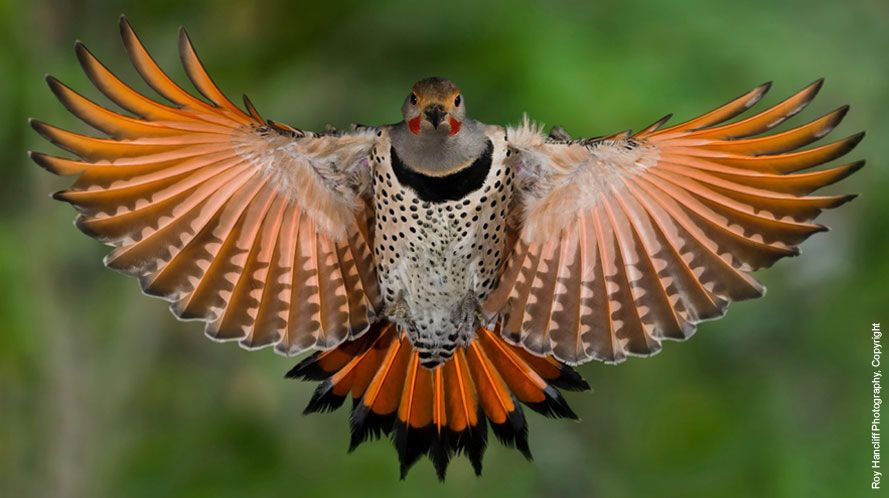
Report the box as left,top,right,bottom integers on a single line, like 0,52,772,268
410,93,418,105
454,94,462,106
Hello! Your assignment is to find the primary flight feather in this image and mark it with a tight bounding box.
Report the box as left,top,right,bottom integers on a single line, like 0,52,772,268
31,17,864,480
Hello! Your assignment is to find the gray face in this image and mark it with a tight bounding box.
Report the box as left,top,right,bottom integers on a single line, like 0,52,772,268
390,77,488,177
401,77,466,136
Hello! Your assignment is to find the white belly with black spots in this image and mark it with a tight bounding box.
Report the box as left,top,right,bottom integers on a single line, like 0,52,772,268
370,129,514,367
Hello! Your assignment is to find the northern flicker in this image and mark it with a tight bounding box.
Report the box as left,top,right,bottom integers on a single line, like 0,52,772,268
31,17,865,480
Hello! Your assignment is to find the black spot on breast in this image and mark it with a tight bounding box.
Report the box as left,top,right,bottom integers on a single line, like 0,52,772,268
390,140,493,203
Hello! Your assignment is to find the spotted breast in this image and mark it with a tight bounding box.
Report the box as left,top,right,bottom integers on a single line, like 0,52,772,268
370,127,514,368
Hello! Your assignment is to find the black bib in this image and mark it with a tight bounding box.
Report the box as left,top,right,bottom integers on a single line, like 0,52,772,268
390,140,493,203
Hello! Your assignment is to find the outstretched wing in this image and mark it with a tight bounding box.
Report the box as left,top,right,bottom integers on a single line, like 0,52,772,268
486,80,863,365
30,18,381,355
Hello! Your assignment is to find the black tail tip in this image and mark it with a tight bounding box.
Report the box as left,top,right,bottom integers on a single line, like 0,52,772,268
285,352,326,380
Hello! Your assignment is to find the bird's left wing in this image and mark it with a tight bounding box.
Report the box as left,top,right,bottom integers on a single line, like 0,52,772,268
30,19,381,355
485,81,863,365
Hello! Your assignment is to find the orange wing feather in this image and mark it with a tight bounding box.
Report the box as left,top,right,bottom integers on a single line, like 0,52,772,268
491,80,863,365
31,17,380,355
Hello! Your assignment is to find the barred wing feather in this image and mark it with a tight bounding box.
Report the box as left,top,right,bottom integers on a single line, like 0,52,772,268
488,80,863,365
31,18,381,355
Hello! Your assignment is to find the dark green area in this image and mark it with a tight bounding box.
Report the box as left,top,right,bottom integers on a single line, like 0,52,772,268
2,0,886,496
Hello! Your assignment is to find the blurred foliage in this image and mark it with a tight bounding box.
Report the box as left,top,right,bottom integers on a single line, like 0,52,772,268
1,0,887,497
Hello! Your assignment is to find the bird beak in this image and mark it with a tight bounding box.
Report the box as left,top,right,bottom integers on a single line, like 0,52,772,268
424,105,446,129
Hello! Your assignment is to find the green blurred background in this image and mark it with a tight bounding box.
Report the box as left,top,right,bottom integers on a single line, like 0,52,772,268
1,0,887,496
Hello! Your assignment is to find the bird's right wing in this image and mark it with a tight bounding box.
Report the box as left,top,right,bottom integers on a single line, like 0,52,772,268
30,18,381,355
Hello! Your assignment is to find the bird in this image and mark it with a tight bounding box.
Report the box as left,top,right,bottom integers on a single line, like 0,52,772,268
30,16,865,480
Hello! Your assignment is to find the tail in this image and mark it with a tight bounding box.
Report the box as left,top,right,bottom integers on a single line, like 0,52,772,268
286,321,590,480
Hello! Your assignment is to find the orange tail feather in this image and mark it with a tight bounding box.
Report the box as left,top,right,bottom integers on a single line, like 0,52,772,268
287,321,590,480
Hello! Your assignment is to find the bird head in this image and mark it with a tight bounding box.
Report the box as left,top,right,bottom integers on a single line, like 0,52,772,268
402,77,465,137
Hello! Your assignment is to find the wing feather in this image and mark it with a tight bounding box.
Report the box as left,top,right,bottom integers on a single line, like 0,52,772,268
32,18,380,356
495,81,862,365
678,79,823,139
209,194,286,340
612,190,691,340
